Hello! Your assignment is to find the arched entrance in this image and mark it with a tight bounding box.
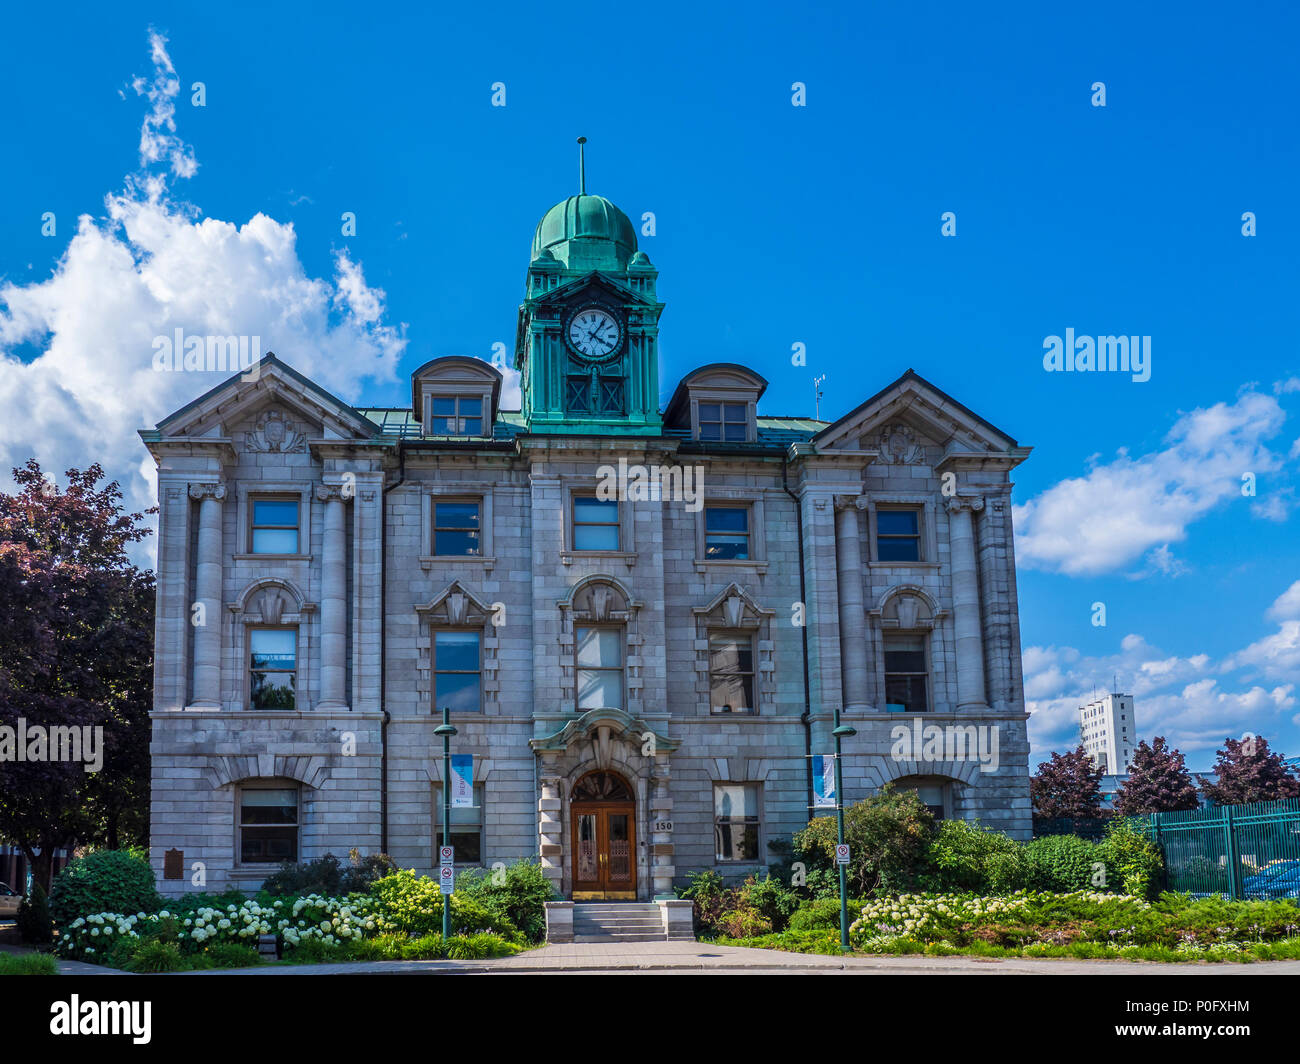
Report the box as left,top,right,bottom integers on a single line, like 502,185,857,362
570,770,636,900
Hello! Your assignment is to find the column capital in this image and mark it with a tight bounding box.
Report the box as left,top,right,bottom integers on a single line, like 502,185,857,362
944,495,985,515
188,482,227,501
833,493,869,512
315,484,348,503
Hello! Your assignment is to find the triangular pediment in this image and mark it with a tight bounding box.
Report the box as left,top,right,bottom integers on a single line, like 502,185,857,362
415,580,496,626
813,370,1025,462
526,270,655,309
150,354,382,443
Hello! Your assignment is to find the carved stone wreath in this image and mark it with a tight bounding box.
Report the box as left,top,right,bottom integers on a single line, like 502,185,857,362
243,409,307,453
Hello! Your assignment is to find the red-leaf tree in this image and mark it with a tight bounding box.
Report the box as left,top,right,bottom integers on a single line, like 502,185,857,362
1201,735,1300,806
1030,745,1104,818
1114,736,1199,815
0,460,154,888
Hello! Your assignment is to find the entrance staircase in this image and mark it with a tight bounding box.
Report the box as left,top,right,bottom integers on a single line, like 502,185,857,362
572,903,677,943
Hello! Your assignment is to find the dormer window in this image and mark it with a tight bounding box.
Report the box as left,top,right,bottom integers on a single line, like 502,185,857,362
430,395,483,436
410,357,502,438
663,364,767,444
699,402,748,442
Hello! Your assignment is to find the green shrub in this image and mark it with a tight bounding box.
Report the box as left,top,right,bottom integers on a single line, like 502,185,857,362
48,850,160,929
787,897,843,932
716,908,773,938
924,819,1028,893
260,849,396,896
200,942,261,969
126,940,185,973
399,933,447,960
102,934,141,970
679,869,735,934
1024,835,1100,892
17,882,53,944
282,936,350,964
739,874,800,932
368,869,518,939
0,952,58,975
794,787,935,896
456,860,557,943
446,932,519,960
1098,818,1164,899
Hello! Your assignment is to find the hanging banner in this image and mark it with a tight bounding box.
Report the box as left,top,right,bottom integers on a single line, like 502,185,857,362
812,754,836,808
450,754,473,808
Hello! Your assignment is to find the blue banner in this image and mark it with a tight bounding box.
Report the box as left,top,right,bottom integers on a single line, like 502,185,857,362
450,754,473,808
812,754,836,809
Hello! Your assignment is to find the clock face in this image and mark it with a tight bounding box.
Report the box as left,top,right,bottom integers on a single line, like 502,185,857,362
567,307,621,360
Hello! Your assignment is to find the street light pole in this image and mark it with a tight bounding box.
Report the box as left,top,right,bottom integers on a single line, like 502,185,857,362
832,719,857,954
434,704,458,942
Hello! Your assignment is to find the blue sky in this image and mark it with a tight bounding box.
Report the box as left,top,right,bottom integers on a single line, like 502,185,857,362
1,2,1298,769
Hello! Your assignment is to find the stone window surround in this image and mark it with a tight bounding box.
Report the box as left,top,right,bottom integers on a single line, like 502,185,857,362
420,488,495,571
415,581,501,715
233,778,301,871
226,578,319,711
694,491,768,572
572,623,628,716
691,584,777,717
706,629,758,716
863,493,940,568
881,628,932,714
711,781,764,864
233,482,314,561
689,390,758,443
557,577,645,715
560,477,637,567
892,774,955,820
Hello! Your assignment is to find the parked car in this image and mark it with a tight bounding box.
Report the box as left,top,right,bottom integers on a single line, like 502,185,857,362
0,882,21,918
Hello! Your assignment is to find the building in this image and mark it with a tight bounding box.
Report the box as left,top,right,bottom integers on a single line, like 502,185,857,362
1080,692,1136,774
140,177,1034,901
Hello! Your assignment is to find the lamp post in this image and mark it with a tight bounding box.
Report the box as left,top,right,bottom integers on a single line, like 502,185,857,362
832,721,856,953
434,705,458,942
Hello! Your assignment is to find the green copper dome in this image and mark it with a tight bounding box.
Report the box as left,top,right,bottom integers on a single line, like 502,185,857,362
531,194,637,272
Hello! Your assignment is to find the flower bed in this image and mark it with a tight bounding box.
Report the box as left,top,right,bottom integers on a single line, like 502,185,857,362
715,890,1300,963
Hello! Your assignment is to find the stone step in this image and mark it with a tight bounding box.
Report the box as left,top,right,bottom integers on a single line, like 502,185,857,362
573,933,667,943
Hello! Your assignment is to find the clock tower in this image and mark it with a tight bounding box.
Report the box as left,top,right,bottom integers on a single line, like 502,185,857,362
514,143,664,434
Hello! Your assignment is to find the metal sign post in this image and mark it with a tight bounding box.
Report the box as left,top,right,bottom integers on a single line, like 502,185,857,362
831,718,857,954
434,705,459,940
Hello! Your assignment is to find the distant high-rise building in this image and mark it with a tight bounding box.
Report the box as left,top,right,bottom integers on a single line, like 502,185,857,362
1079,692,1137,774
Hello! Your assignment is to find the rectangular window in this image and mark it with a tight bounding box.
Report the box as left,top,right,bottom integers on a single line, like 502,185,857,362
884,634,928,713
699,402,747,442
575,626,623,710
433,784,484,865
714,784,760,861
239,787,298,864
433,500,482,556
430,395,483,436
704,506,750,560
572,496,620,551
709,634,755,714
876,508,921,562
249,628,297,711
434,630,482,713
910,784,946,821
251,498,299,554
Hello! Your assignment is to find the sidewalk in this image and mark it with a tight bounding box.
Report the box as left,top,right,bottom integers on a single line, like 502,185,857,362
175,940,1300,975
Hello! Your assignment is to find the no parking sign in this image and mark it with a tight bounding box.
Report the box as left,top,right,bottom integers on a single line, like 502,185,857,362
440,864,455,894
835,844,850,866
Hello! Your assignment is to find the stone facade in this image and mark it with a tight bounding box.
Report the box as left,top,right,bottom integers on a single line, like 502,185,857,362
141,190,1033,899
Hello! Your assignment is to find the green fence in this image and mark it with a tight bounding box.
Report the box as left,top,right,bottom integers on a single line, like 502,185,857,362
1146,798,1300,899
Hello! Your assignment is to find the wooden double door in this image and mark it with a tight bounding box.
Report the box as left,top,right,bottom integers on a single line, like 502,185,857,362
570,772,636,900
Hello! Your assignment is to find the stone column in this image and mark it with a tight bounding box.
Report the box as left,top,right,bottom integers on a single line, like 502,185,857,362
538,771,564,895
945,496,988,711
316,485,348,710
649,767,674,897
833,496,870,711
188,482,226,709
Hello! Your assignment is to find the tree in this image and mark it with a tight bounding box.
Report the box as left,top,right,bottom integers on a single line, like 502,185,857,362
1030,745,1104,819
0,460,155,889
1201,735,1300,806
1114,736,1199,815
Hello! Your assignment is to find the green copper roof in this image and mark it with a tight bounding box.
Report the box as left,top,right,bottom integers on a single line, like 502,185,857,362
531,194,637,271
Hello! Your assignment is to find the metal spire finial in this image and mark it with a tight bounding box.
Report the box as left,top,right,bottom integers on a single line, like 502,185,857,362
577,137,587,195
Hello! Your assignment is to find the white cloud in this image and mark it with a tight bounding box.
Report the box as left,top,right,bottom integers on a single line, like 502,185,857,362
1013,391,1288,576
1268,580,1300,622
0,32,413,558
